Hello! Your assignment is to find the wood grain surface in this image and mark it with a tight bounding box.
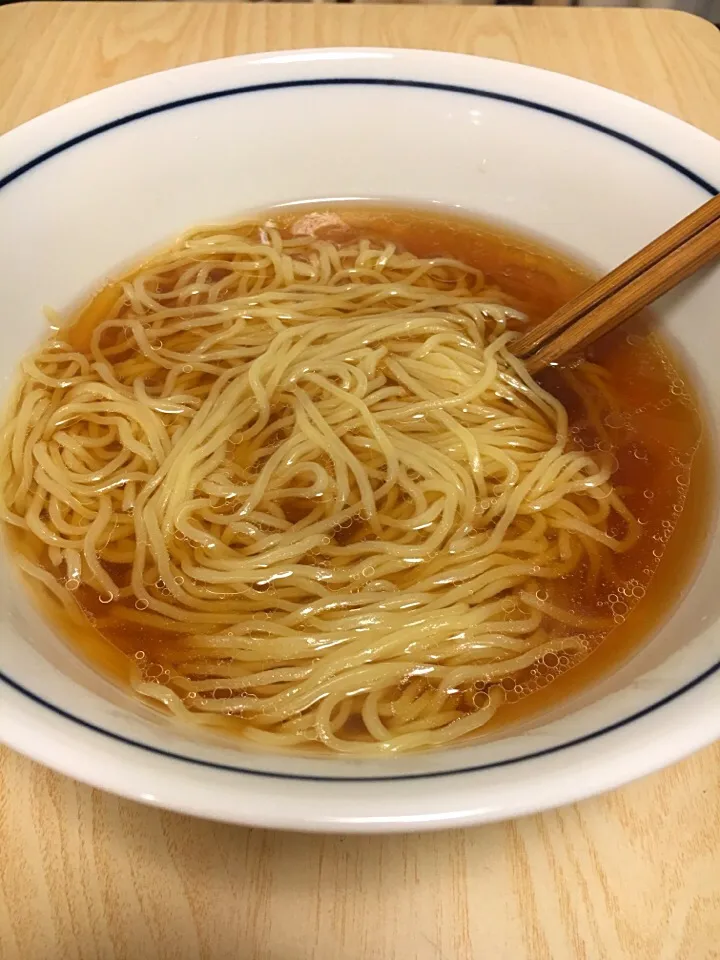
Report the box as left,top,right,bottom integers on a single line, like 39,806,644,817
1,5,719,959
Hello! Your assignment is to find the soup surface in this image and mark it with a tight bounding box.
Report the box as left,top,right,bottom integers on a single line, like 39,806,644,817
0,203,708,753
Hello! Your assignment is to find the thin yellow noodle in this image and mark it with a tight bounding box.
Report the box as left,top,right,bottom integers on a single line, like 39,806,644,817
0,217,643,755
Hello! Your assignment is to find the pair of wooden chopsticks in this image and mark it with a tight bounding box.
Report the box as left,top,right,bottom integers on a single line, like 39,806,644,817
511,192,720,374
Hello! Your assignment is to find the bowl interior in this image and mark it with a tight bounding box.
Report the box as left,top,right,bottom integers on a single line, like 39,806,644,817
1,49,719,787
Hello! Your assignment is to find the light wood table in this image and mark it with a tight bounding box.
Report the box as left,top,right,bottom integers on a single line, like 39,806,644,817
1,5,719,959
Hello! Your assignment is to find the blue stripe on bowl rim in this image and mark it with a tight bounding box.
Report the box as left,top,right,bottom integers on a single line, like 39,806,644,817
1,76,718,783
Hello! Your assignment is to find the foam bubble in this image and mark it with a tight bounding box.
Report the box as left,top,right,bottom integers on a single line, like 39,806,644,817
603,412,625,429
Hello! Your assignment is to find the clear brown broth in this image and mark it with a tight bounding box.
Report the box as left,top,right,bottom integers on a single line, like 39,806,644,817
11,203,711,740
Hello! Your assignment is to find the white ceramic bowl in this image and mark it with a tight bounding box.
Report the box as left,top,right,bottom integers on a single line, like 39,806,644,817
1,48,719,832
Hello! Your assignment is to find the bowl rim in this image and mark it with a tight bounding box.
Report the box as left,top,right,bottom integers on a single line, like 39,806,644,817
1,46,719,829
